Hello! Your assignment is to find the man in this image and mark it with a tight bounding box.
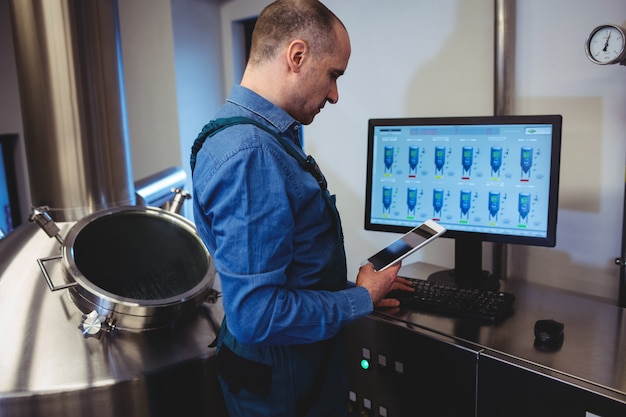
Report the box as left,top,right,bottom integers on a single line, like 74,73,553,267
191,1,411,415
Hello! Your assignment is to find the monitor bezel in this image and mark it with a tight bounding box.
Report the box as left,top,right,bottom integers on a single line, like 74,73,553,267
364,114,562,248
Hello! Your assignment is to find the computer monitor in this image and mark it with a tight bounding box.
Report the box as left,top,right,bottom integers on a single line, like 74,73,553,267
0,134,22,239
364,115,562,289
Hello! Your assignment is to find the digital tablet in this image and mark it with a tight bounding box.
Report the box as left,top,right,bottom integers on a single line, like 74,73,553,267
367,219,446,271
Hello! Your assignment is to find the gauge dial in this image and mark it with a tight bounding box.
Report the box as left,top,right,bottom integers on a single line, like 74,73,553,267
585,24,626,65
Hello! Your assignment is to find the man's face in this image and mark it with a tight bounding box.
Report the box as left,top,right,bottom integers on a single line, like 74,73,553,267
288,25,351,125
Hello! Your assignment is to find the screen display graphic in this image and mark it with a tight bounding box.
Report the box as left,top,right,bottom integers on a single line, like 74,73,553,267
366,116,561,244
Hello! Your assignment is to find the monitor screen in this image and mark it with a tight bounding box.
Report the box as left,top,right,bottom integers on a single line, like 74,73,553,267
364,115,562,288
0,134,21,239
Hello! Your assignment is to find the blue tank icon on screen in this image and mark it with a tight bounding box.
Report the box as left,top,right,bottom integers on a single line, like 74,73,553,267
434,146,445,175
462,147,473,177
460,190,471,219
488,191,500,221
491,146,502,176
520,147,533,179
408,146,419,174
407,187,418,216
518,193,530,224
382,186,393,213
384,146,394,173
433,188,444,218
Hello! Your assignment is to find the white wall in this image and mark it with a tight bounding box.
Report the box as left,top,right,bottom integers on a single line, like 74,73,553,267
511,0,626,299
304,0,494,286
117,0,181,181
170,0,225,219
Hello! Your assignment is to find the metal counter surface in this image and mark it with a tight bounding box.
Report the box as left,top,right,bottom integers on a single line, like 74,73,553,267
375,262,626,400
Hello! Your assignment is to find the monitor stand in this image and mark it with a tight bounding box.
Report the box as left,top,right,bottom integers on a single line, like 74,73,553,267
427,238,501,291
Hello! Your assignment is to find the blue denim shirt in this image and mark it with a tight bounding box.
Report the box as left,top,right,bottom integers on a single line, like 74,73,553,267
192,85,372,346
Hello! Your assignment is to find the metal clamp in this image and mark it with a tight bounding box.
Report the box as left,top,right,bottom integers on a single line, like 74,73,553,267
80,310,115,338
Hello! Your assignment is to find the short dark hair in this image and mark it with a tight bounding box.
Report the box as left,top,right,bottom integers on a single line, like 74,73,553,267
248,0,344,65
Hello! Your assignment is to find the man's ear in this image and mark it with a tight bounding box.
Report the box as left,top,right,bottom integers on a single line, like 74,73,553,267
287,39,307,72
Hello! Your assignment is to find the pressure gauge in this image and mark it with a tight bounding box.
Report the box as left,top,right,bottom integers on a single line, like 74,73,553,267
585,24,626,65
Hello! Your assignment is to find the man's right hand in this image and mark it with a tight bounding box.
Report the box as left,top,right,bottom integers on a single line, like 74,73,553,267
355,262,405,306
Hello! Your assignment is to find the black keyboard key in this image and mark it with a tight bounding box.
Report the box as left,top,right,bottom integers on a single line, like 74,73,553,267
386,279,515,322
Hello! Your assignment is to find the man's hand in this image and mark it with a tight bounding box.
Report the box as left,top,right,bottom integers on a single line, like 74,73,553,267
374,275,414,308
355,262,414,307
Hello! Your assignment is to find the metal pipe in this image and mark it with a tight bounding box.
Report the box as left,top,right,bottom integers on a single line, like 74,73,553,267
494,0,516,117
134,166,187,208
9,0,135,222
492,0,516,280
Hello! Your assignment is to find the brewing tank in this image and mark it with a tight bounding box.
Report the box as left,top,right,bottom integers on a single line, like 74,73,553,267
0,1,223,415
0,218,223,416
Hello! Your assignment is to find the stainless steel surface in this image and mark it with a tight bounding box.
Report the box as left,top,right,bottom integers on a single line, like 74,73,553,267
344,313,481,416
382,262,626,401
491,0,516,281
619,181,626,307
9,0,134,222
2,2,224,414
0,221,224,416
494,0,516,117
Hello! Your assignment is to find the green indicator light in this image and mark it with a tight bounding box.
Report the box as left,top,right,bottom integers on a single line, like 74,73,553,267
360,359,370,370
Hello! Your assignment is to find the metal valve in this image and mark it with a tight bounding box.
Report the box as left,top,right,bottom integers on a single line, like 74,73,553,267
169,188,191,215
29,206,64,245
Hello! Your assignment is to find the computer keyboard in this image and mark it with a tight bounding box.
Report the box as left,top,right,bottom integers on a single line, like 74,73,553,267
386,278,515,322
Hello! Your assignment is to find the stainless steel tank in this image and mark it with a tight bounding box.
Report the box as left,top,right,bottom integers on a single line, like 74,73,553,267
35,205,216,332
0,1,224,415
0,215,224,417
